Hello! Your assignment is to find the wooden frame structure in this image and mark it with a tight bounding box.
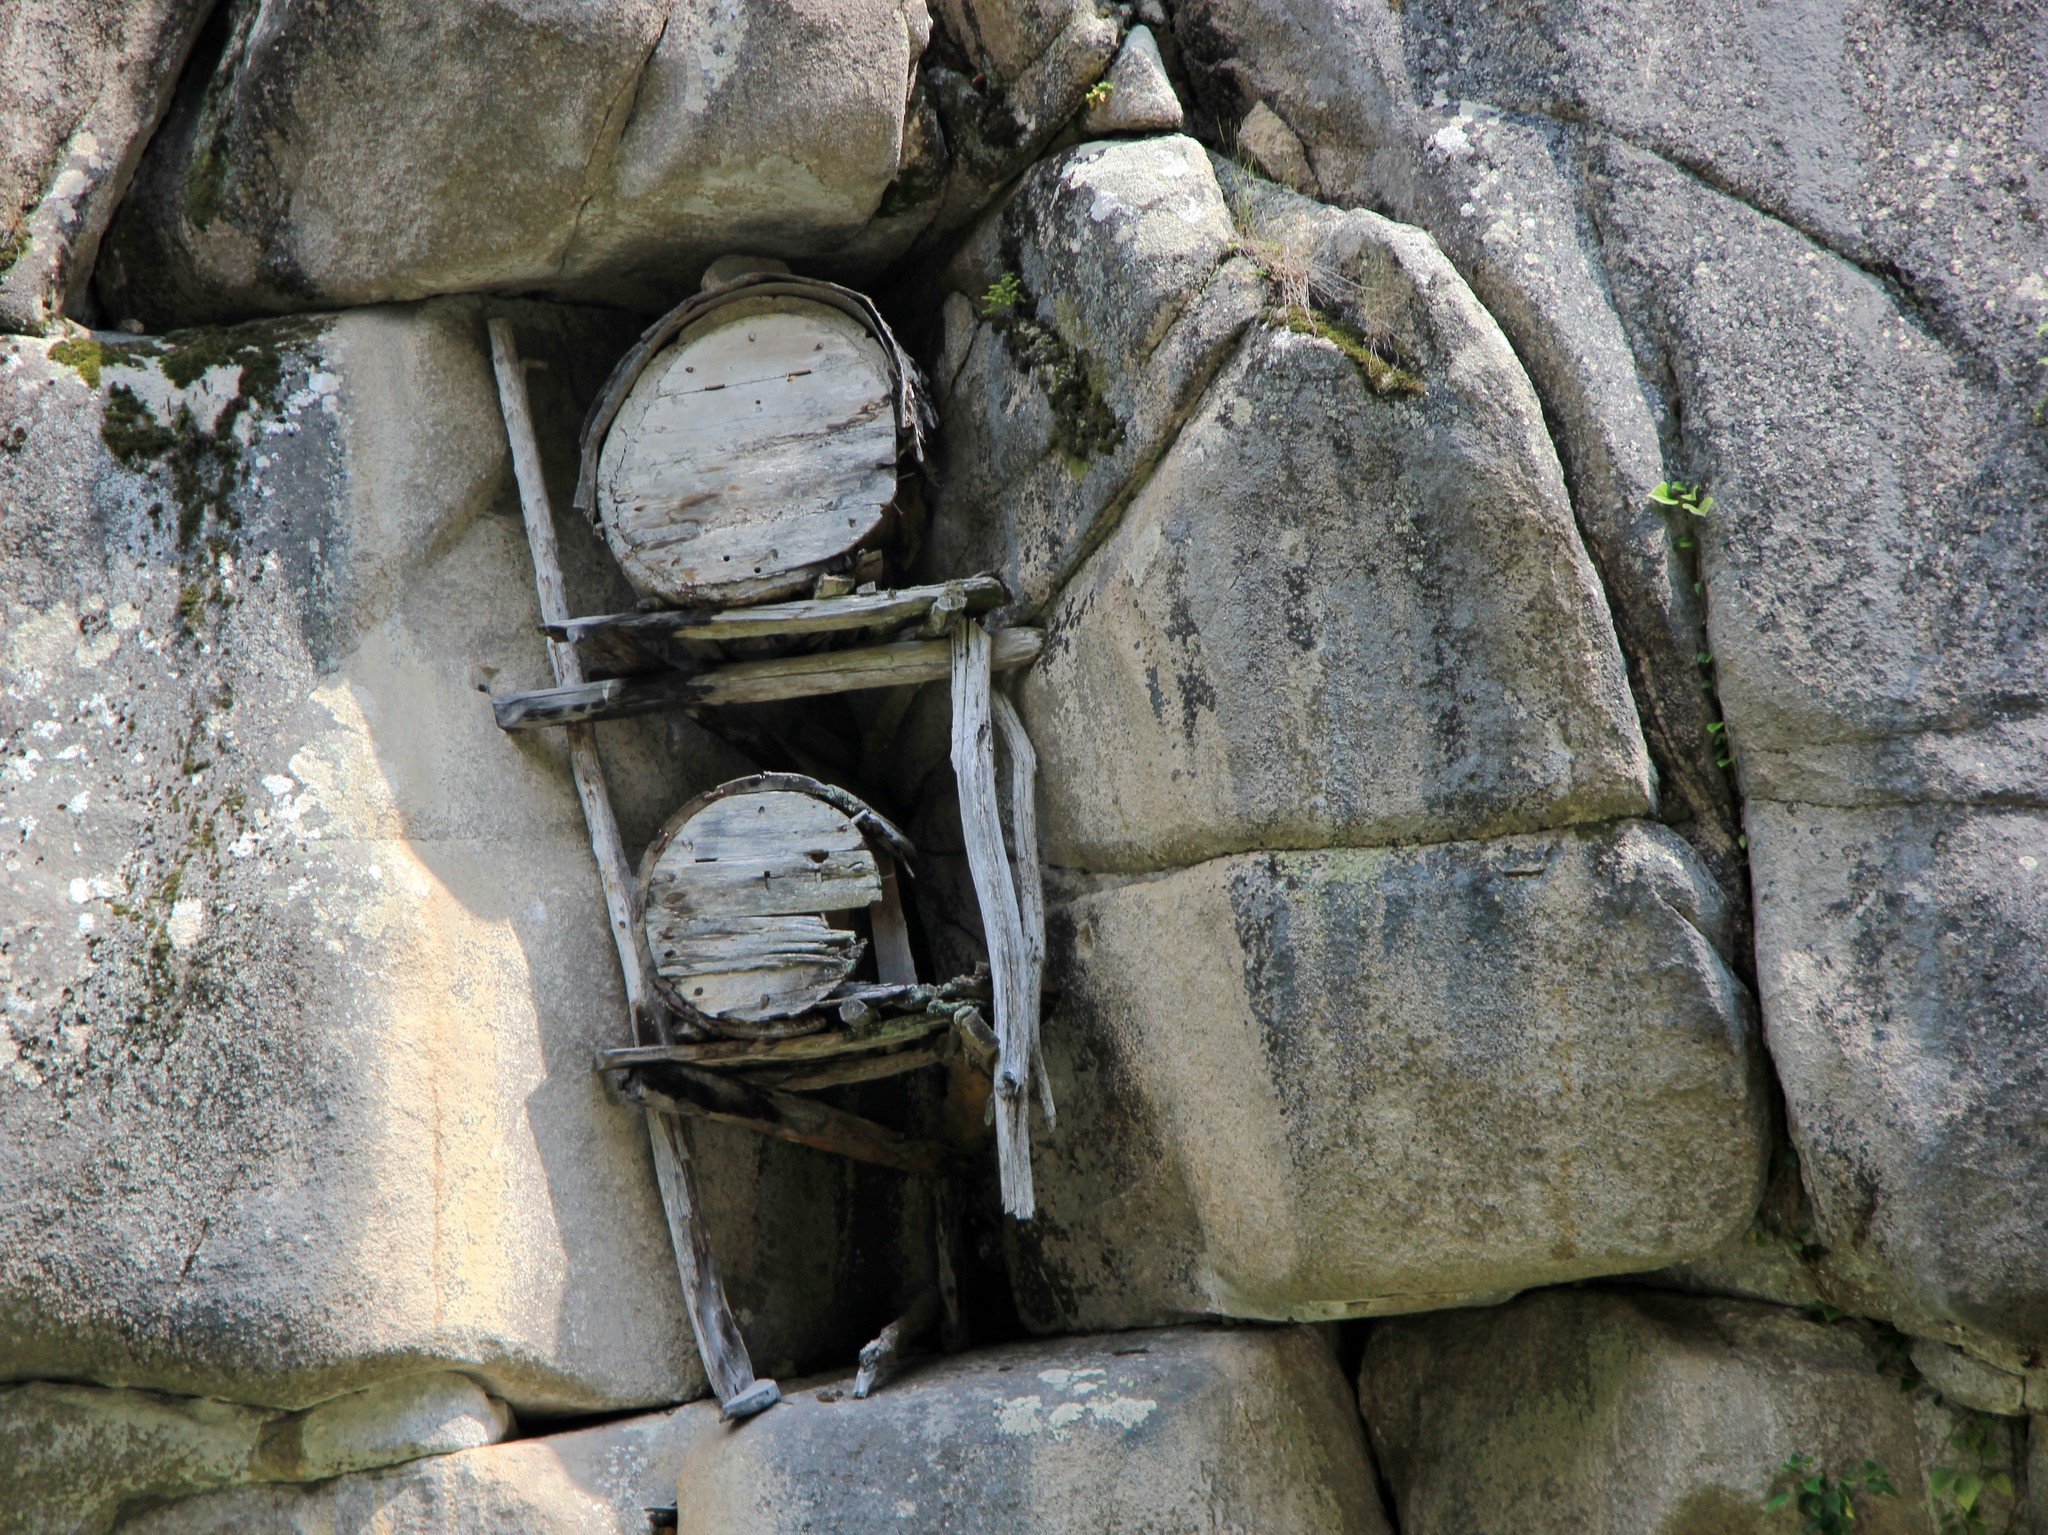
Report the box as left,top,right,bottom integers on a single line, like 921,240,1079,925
484,315,1048,1421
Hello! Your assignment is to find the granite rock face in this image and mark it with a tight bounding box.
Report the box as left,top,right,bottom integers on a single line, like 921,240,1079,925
677,1327,1387,1535
95,0,941,324
1173,0,2048,1354
1,1372,510,1535
924,134,1263,615
1749,804,2048,1353
1018,168,1651,871
1361,1289,2027,1535
114,1399,722,1535
1011,823,1765,1331
0,301,913,1416
0,0,213,333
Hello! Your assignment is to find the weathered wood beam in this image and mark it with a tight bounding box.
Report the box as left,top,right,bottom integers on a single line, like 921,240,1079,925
596,1013,946,1074
493,628,1044,731
994,691,1053,1127
950,622,1037,1218
488,318,776,1421
738,1041,951,1092
627,1067,958,1175
543,575,1008,645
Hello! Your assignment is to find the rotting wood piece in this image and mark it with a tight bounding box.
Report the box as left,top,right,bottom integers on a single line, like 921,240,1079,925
492,628,1044,730
853,1288,939,1399
638,775,916,1034
543,575,1008,646
625,1068,958,1174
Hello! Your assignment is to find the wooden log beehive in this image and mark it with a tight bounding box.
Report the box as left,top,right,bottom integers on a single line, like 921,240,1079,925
575,272,927,609
638,774,914,1036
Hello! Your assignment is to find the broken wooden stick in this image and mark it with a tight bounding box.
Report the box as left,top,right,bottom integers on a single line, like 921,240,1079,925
853,1288,940,1399
487,317,777,1422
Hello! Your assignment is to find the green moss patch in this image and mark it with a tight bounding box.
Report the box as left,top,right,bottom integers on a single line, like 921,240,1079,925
1279,304,1424,398
49,336,103,387
979,269,1126,469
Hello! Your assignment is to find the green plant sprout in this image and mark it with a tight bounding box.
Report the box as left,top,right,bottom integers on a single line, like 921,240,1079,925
1765,1453,1896,1534
979,271,1023,318
1083,80,1114,108
1929,1413,2014,1535
1653,479,1713,547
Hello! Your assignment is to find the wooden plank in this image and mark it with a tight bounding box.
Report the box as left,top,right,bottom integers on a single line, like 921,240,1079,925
994,692,1053,1127
630,1068,957,1174
488,319,775,1421
950,1006,999,1078
596,1013,945,1073
647,1110,776,1415
492,671,702,731
737,1041,949,1092
950,621,1037,1218
596,298,899,606
493,628,1043,730
543,575,1008,646
650,917,861,1022
869,853,918,985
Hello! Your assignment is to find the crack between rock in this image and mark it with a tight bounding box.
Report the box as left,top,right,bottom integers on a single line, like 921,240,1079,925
1474,96,1969,366
1012,250,1256,625
554,10,673,280
1041,808,1666,892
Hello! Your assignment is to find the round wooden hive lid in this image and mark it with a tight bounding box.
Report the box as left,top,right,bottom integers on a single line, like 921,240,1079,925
638,774,914,1036
576,273,928,609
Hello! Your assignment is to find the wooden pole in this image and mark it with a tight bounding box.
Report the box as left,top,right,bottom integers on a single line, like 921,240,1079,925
949,621,1036,1217
486,318,777,1421
992,691,1052,1127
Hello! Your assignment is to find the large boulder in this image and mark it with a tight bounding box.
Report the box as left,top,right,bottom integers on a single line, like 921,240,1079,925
115,1398,721,1534
0,301,913,1414
1009,821,1765,1331
924,134,1266,615
1017,166,1651,871
95,0,941,325
2,1372,509,1535
1172,0,2048,1348
0,0,213,334
677,1326,1387,1535
1749,804,2048,1354
1360,1288,2026,1535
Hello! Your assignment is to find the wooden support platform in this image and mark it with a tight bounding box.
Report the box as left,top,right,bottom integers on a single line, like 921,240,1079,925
492,626,1043,731
544,575,1008,646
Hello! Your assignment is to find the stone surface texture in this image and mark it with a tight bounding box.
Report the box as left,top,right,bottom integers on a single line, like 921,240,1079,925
1010,823,1764,1331
0,301,916,1417
95,0,938,324
0,0,212,332
114,1399,722,1535
1172,0,2048,1355
0,1371,509,1535
1017,165,1651,871
677,1326,1387,1535
1362,1289,2027,1535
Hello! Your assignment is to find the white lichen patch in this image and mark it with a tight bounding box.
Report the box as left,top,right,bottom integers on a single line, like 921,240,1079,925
993,1365,1158,1440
